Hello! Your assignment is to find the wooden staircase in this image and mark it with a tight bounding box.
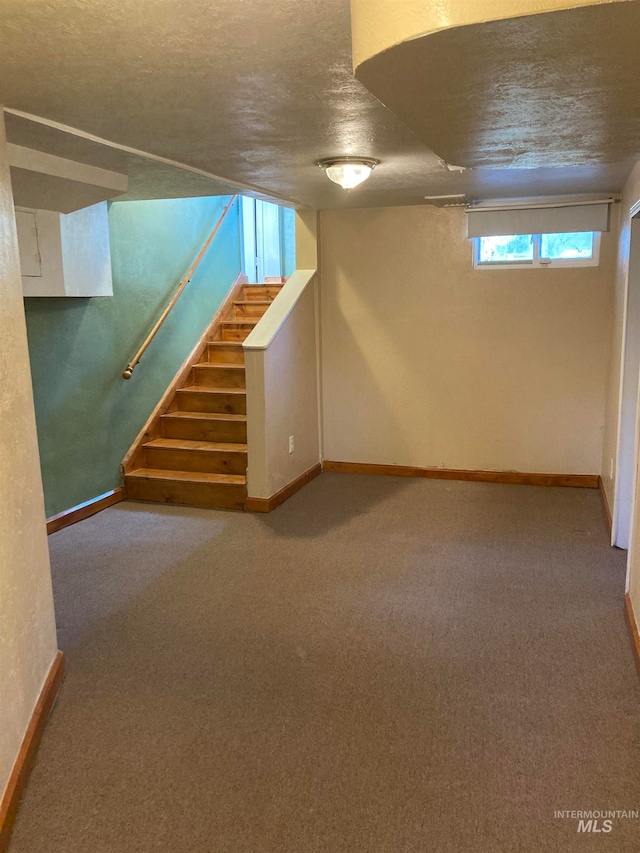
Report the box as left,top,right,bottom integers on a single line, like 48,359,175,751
123,278,284,510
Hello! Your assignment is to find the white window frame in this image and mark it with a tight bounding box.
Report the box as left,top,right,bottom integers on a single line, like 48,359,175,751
472,232,601,270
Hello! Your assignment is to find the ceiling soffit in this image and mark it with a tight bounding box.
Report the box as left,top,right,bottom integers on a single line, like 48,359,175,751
350,0,633,68
353,1,640,171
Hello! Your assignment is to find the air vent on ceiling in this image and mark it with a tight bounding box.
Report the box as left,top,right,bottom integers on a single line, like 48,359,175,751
423,194,469,208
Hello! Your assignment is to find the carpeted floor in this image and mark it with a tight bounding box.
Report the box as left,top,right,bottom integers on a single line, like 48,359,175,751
9,474,640,852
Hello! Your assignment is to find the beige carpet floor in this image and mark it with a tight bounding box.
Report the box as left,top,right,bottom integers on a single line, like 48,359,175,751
8,474,640,852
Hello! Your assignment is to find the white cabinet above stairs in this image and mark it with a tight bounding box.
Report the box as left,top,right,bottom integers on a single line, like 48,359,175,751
17,202,113,297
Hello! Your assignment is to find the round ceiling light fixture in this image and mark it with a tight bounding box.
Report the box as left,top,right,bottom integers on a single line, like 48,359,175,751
317,157,380,190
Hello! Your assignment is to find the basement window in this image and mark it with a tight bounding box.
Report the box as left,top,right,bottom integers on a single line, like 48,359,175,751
473,232,600,269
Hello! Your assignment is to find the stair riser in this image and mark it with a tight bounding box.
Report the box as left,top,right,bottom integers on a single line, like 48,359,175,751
233,303,270,319
221,327,253,342
192,366,245,389
125,476,246,510
144,447,247,475
243,286,282,301
177,390,246,415
162,418,247,443
206,344,245,364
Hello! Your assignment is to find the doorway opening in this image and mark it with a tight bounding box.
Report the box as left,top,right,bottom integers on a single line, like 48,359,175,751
241,196,294,283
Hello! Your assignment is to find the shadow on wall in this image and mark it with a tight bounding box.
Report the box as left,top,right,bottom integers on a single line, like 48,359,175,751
23,196,242,518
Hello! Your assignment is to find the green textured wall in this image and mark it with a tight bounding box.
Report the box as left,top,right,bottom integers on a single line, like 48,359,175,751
24,195,241,517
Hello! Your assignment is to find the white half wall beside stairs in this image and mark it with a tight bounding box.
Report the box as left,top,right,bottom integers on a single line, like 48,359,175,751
244,270,321,501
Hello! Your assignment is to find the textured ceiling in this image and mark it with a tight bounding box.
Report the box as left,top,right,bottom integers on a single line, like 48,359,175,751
349,0,632,68
3,112,258,205
355,2,640,173
0,0,636,208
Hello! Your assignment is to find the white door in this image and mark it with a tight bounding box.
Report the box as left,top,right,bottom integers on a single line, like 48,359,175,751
614,214,640,548
241,197,284,282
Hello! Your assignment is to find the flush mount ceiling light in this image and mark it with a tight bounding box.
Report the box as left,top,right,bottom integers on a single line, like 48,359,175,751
317,157,380,190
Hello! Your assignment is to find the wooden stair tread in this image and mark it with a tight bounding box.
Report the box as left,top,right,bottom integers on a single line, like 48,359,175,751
193,362,245,369
245,288,283,292
177,385,246,395
127,468,246,485
233,300,272,306
162,411,246,422
144,438,247,452
243,285,283,298
124,276,251,511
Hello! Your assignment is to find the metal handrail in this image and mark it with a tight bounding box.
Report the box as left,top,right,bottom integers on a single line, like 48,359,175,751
122,194,238,379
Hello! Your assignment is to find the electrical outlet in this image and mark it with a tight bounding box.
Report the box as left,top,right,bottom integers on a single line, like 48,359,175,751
289,435,295,454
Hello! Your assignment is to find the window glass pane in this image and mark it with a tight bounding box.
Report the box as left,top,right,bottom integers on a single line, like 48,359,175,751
478,235,534,264
540,231,594,260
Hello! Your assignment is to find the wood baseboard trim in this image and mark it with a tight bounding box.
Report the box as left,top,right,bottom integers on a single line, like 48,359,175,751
0,651,65,853
322,461,599,489
625,594,640,675
245,463,322,513
599,476,613,536
46,487,126,535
